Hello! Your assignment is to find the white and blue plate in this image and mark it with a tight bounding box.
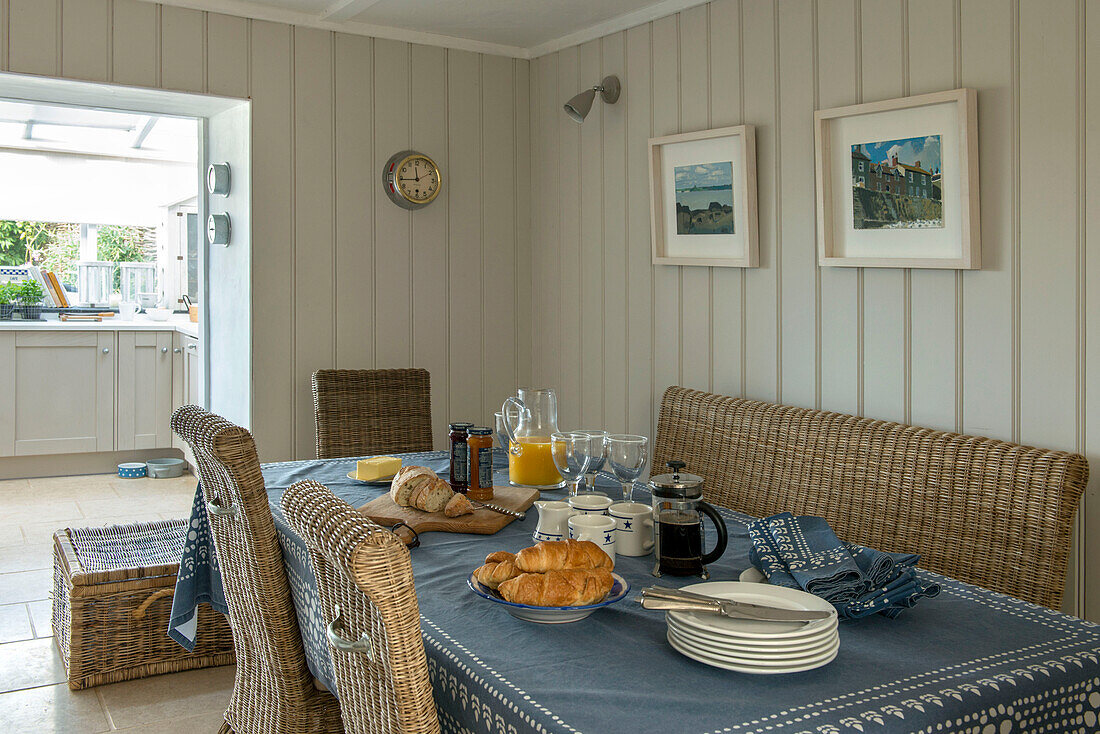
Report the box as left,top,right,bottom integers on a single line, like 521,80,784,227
346,471,397,487
468,570,629,624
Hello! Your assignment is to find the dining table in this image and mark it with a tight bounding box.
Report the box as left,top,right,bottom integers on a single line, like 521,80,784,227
171,449,1100,734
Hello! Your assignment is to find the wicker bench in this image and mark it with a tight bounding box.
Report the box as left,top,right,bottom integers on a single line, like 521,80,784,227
653,385,1089,610
53,519,235,689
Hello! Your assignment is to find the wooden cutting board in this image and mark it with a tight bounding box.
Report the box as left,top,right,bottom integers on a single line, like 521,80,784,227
358,485,540,535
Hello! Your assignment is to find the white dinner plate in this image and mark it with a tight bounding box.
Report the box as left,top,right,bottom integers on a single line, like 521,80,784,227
346,471,397,486
668,625,839,666
467,571,629,624
667,616,838,657
667,582,837,640
739,567,766,583
667,627,839,674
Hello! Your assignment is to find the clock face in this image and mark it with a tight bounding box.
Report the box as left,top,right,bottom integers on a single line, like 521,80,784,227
395,155,440,204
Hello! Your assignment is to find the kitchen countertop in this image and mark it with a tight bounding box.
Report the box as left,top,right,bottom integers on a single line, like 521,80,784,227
0,314,199,338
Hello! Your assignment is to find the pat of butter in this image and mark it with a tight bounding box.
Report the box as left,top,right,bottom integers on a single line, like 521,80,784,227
356,456,401,481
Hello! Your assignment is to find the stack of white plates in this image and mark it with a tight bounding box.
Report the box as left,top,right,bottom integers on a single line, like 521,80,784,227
664,581,839,674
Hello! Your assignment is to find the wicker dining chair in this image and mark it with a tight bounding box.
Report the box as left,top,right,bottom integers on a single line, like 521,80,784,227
171,405,344,734
281,479,440,734
312,369,434,459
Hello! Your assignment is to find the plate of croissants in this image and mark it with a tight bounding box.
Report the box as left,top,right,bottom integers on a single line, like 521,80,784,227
468,539,629,623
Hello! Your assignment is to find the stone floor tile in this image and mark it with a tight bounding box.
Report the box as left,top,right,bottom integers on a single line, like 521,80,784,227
0,524,25,547
112,708,227,733
0,569,52,604
0,637,67,692
0,543,53,574
0,500,83,525
97,664,234,729
28,600,52,638
0,604,33,644
26,475,116,498
0,683,109,732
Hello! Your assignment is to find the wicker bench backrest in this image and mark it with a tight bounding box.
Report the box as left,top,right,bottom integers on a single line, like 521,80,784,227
653,386,1088,609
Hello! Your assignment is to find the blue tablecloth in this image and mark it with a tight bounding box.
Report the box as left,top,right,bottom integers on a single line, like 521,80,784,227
174,451,1100,734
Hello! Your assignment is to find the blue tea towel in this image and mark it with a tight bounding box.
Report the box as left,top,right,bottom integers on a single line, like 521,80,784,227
748,512,940,620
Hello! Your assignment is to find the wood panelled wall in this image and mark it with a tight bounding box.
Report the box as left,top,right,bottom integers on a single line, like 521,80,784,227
0,0,532,460
531,0,1099,620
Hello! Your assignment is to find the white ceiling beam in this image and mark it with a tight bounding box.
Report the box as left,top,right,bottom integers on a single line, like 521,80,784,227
319,0,385,23
131,117,158,149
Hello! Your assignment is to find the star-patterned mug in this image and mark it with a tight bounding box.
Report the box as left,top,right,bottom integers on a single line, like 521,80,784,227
568,513,616,563
609,501,655,557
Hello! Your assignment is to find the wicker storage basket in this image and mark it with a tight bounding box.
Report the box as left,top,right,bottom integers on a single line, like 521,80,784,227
52,519,235,690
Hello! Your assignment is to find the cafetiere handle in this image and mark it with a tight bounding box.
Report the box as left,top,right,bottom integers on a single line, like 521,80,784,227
699,501,728,565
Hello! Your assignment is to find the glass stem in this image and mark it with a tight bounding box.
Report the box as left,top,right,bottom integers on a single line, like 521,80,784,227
622,482,632,502
571,478,583,498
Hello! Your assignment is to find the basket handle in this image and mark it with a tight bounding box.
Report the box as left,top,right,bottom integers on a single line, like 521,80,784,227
132,588,174,619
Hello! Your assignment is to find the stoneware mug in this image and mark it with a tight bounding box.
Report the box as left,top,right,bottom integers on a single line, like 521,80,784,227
609,501,655,557
568,513,616,563
568,493,613,515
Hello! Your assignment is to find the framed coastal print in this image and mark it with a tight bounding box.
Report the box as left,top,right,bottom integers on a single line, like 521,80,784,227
649,125,758,267
814,88,980,269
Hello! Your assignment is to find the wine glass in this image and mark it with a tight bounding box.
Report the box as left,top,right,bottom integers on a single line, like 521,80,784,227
606,434,649,501
577,430,609,493
551,432,593,498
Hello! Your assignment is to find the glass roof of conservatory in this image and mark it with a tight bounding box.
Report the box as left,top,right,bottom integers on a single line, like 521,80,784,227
0,99,197,163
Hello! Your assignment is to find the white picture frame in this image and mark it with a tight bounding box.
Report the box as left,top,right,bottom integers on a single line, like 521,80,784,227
649,125,759,268
814,88,980,269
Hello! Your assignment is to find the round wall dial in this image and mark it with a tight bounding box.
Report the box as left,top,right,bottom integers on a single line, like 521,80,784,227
207,213,231,246
382,150,441,210
207,163,231,196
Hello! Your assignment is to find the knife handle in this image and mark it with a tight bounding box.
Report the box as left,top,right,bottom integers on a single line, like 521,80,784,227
638,596,721,614
641,586,722,604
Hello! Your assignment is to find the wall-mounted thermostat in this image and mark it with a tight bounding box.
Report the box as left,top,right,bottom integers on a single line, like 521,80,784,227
207,163,231,196
207,213,231,246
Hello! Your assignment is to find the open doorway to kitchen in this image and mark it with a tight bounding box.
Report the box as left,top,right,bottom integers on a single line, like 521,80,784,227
0,72,250,479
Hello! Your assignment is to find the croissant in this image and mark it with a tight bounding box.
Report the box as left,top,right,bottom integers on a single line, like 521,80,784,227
484,551,515,564
514,539,613,573
498,568,614,607
474,559,521,590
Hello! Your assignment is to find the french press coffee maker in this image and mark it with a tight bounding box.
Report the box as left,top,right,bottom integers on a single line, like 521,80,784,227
649,460,728,579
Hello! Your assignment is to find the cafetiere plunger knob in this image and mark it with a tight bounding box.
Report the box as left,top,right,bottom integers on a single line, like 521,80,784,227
667,460,686,478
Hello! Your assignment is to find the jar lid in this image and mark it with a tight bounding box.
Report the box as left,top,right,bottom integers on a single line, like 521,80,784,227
449,422,473,430
648,460,704,499
468,427,492,435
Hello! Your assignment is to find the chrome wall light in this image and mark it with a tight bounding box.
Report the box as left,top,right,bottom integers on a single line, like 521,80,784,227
563,75,621,122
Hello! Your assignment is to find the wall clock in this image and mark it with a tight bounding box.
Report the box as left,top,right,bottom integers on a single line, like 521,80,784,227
382,150,442,210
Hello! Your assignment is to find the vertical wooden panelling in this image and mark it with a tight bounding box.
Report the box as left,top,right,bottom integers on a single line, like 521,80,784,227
1084,0,1099,621
207,13,249,98
858,0,906,423
248,19,294,461
678,5,712,394
557,46,581,429
111,0,158,87
579,39,603,427
61,0,108,81
292,27,335,459
448,50,483,424
409,44,448,444
907,0,958,432
741,0,777,403
372,39,412,368
1,0,8,72
1018,2,1078,452
160,5,204,92
515,60,533,392
535,54,561,393
601,32,628,432
959,0,1013,442
777,0,816,409
709,0,744,398
625,23,653,437
651,16,680,427
482,54,517,424
334,33,374,372
816,0,860,415
9,0,58,76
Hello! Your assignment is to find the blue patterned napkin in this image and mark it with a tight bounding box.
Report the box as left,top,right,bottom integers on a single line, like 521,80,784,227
748,512,939,620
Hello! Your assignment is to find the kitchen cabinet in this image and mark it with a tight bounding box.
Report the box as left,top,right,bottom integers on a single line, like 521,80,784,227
172,332,202,463
117,331,174,450
0,330,116,456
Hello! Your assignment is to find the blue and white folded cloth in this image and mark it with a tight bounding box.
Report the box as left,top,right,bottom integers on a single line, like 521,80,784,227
747,512,940,620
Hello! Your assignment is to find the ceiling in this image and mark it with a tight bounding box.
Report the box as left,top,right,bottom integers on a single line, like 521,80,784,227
148,0,707,57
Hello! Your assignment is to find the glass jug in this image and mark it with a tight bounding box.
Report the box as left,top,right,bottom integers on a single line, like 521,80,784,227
501,388,566,490
649,460,728,579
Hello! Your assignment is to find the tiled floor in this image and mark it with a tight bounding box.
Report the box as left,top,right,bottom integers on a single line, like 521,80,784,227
0,473,233,732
